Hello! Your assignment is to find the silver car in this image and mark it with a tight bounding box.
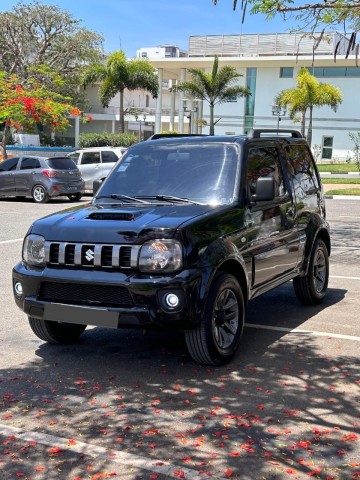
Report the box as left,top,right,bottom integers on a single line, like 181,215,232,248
0,155,85,203
68,147,127,192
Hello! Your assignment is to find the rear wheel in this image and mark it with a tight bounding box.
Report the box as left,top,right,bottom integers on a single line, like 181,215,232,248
32,185,49,203
293,238,329,304
185,273,245,365
28,317,86,343
67,193,83,201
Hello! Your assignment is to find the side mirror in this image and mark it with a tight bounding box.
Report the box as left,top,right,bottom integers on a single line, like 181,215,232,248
93,180,102,195
251,177,275,202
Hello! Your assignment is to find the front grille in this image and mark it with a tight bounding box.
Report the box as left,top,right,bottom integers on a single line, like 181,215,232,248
45,241,140,270
39,282,134,307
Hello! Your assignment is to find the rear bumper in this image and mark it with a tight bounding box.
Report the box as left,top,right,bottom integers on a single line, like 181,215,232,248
12,262,209,330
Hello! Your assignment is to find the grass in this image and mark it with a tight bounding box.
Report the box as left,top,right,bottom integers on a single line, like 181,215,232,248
325,188,360,196
317,163,359,173
321,178,360,184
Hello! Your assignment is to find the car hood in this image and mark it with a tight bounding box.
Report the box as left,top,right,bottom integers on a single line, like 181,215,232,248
29,202,217,244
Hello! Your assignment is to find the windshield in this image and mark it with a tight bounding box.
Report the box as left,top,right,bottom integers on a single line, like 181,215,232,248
94,142,240,205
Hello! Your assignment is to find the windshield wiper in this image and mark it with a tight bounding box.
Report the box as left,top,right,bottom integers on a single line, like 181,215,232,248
138,195,203,205
95,194,149,204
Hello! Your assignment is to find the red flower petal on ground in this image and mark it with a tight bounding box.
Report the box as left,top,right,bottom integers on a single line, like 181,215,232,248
342,433,358,442
225,469,233,477
150,475,158,479
49,447,63,454
257,404,265,410
174,470,185,478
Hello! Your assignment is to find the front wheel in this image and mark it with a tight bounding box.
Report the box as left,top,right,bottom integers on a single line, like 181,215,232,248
293,238,329,305
32,185,49,203
28,317,86,343
185,273,245,365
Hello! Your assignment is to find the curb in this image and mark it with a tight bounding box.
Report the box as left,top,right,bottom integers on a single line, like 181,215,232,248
324,194,360,200
320,172,360,175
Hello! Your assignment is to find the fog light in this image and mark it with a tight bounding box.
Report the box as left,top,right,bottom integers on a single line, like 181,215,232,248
14,282,23,297
165,293,179,308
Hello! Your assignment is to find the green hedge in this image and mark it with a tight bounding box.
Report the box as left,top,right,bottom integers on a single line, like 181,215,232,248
78,132,138,148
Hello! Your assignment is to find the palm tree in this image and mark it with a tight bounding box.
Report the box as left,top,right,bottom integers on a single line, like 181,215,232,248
82,50,158,133
173,56,250,135
275,67,342,146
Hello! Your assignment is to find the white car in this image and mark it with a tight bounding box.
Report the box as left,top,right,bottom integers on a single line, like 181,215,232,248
68,147,127,192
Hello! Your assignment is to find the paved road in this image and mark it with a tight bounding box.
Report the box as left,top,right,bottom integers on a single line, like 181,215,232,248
0,197,359,480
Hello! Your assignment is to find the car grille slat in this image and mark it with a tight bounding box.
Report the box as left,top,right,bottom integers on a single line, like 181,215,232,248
39,282,134,307
45,242,139,270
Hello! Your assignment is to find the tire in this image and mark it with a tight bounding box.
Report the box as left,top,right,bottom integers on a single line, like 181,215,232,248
185,273,245,365
67,193,83,201
28,317,86,344
293,238,329,305
32,185,49,203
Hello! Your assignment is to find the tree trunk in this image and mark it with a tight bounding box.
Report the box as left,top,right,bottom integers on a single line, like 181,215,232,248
119,89,125,133
0,124,9,160
306,105,313,146
300,110,306,138
209,102,215,136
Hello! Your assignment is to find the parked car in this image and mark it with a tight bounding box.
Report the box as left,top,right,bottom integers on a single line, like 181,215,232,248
68,147,127,192
13,130,330,365
0,155,84,203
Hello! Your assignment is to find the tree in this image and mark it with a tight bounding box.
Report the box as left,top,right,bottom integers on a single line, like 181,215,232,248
212,1,360,34
274,67,342,146
0,71,82,159
0,1,104,106
172,56,250,135
82,50,159,133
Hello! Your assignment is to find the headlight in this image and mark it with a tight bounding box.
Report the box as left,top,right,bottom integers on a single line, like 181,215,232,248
23,234,46,266
139,239,182,273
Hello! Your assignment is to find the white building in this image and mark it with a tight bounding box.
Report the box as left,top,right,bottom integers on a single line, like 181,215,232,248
68,32,359,160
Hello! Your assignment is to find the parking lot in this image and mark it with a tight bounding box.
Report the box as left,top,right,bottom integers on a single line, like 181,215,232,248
0,197,359,480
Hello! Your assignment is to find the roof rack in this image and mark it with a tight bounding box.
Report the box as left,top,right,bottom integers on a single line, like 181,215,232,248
247,129,303,139
147,133,208,140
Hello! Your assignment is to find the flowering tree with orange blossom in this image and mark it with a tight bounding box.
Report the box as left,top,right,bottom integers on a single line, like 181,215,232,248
0,71,82,159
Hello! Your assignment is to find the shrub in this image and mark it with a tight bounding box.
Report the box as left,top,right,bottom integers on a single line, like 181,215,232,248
78,132,138,148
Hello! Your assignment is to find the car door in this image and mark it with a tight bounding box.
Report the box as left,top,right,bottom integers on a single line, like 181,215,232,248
78,151,101,189
243,143,300,288
14,156,42,195
0,157,20,195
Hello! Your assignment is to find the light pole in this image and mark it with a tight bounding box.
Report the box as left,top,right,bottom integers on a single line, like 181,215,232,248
272,104,287,133
134,113,147,141
182,99,199,134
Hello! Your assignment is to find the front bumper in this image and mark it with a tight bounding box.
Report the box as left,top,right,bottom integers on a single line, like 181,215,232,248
12,262,209,330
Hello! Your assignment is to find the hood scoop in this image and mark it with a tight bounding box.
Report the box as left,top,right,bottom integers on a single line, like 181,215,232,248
87,212,135,221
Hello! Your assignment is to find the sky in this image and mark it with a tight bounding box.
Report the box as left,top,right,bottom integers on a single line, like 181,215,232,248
0,0,297,57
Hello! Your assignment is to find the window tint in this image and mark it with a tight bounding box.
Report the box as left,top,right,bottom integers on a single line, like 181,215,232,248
0,157,19,171
20,157,41,169
286,145,319,196
247,146,286,197
81,152,100,165
101,151,118,163
46,157,78,170
68,152,80,164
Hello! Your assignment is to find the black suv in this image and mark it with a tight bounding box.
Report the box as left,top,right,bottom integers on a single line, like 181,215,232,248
12,130,330,365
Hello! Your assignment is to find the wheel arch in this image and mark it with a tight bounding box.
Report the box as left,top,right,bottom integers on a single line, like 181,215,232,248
214,259,249,305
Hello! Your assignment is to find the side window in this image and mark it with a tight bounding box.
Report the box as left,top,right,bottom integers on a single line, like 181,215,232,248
0,157,19,171
20,157,40,169
101,151,118,163
321,136,333,160
247,146,286,198
81,152,100,165
286,145,320,195
68,153,80,164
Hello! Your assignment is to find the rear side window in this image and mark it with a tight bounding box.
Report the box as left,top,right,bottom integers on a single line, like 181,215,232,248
68,152,80,164
47,157,78,170
101,151,118,163
20,157,41,169
286,145,320,194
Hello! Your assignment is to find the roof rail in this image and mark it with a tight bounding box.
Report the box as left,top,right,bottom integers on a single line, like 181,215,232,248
247,129,303,139
147,133,208,140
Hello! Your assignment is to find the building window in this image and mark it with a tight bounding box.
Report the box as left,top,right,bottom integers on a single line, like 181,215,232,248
309,67,360,77
141,52,147,58
145,95,149,108
244,68,257,133
226,94,237,102
280,67,293,78
322,136,333,159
